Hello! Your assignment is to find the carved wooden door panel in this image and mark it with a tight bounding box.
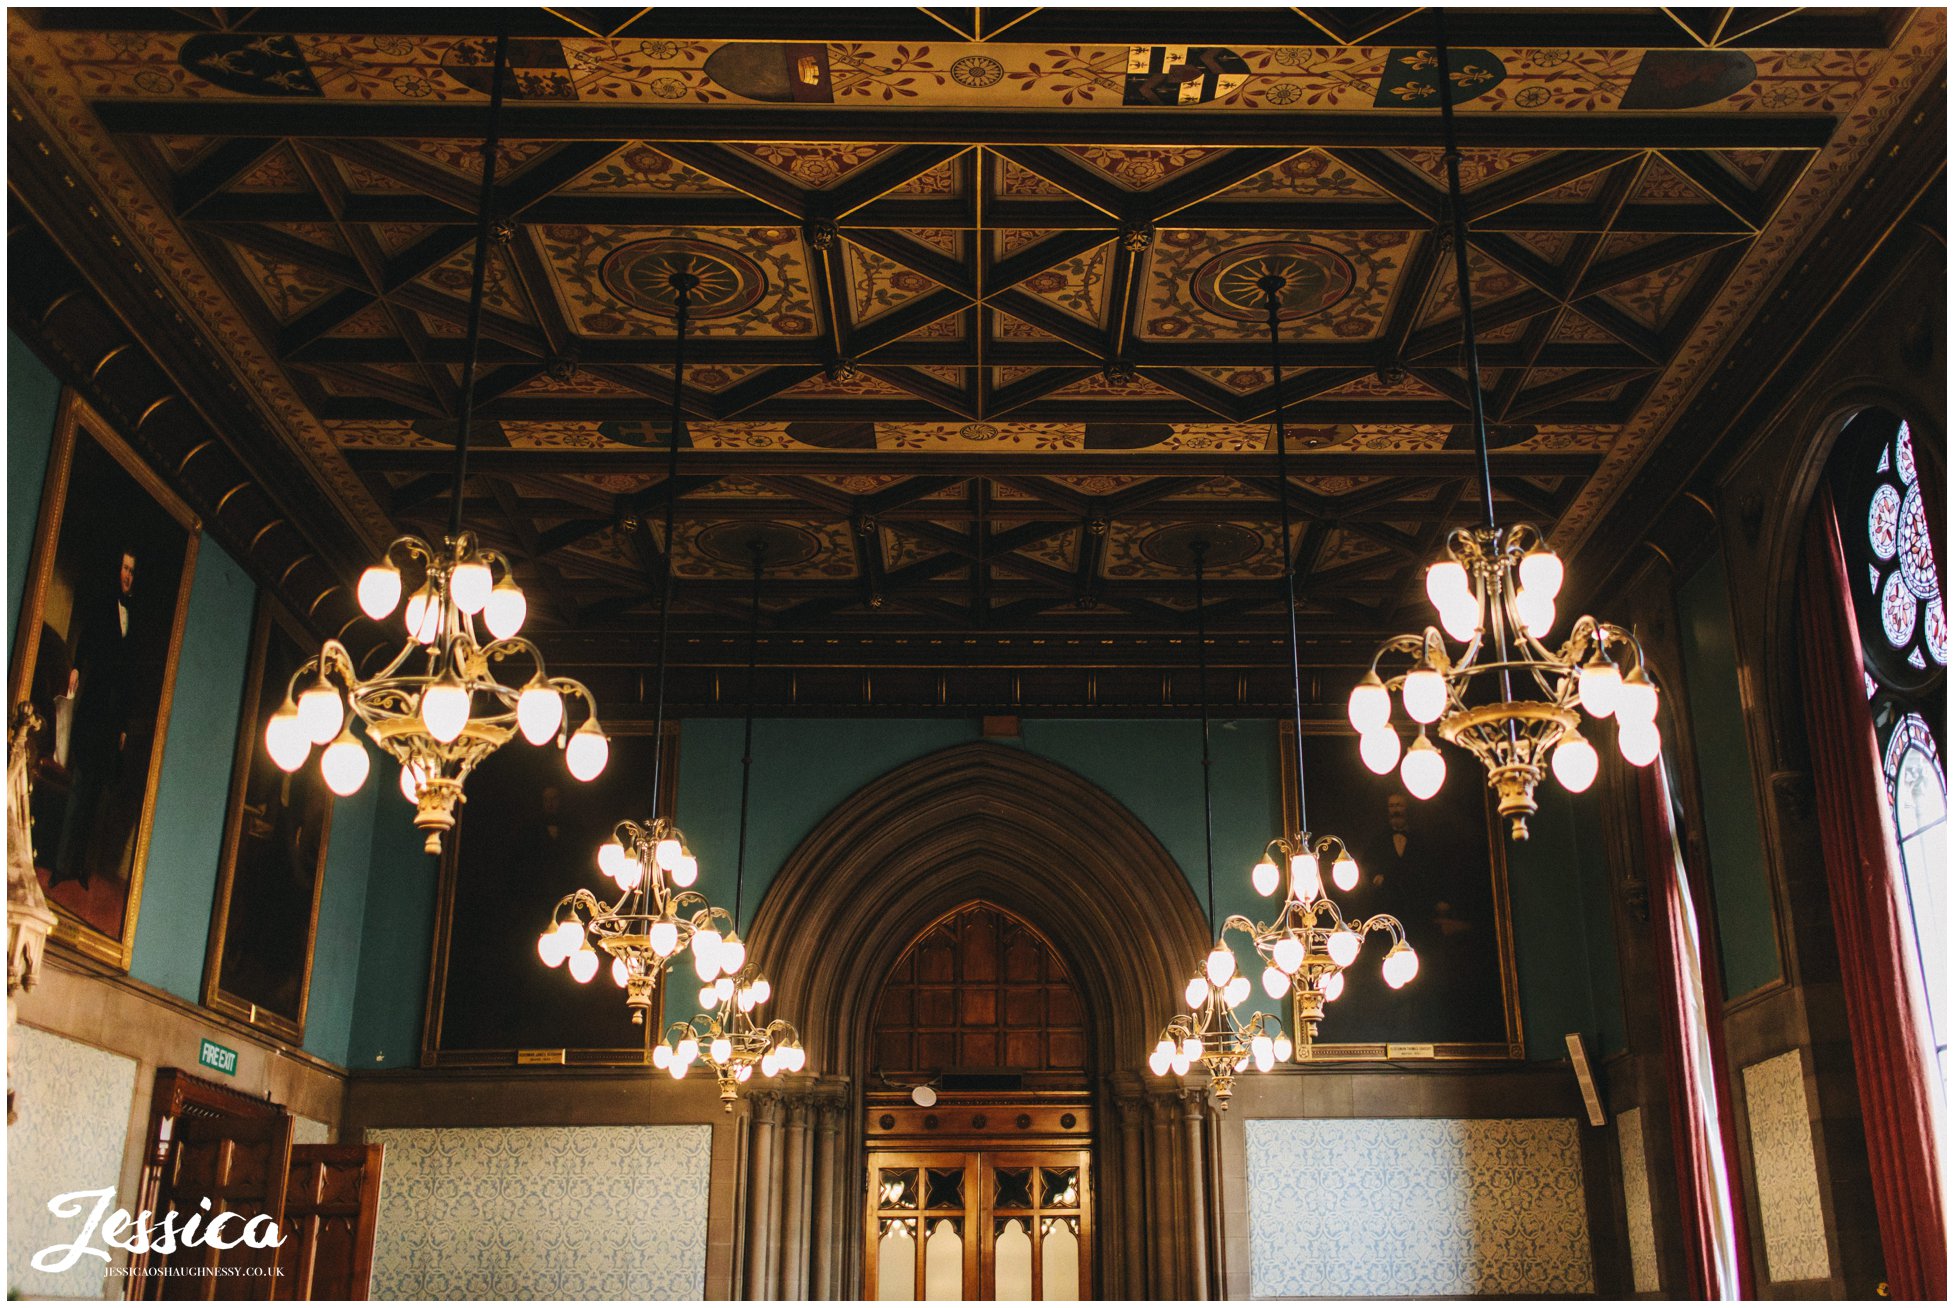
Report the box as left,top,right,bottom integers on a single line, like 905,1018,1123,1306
148,1111,294,1300
867,1149,1090,1300
272,1144,383,1300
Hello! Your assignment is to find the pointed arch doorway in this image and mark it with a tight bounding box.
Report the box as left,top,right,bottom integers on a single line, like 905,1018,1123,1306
865,902,1094,1301
743,743,1215,1300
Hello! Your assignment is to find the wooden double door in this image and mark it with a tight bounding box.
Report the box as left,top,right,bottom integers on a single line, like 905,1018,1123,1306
867,1149,1091,1301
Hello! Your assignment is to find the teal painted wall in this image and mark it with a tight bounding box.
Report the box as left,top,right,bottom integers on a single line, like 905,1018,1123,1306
1507,787,1627,1058
9,333,62,664
129,543,256,1000
345,818,441,1070
303,781,377,1065
1677,551,1783,998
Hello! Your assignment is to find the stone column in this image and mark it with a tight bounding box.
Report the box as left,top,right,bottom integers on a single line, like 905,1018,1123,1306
1113,1092,1147,1300
810,1097,843,1300
1181,1088,1210,1300
1147,1091,1179,1297
744,1091,781,1299
778,1097,811,1299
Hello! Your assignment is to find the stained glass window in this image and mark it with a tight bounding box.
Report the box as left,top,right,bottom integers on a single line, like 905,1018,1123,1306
1833,408,1946,1092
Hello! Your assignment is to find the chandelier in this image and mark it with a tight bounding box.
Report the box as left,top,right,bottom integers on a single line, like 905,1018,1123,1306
536,267,747,1027
654,539,805,1103
262,36,607,853
1349,30,1661,841
1147,539,1289,1105
1230,275,1420,1058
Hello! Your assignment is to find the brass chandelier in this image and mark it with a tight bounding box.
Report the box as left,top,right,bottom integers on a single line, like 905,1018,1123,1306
536,268,740,1024
655,541,806,1106
263,35,607,853
1147,539,1289,1106
1230,275,1419,1058
1350,28,1661,841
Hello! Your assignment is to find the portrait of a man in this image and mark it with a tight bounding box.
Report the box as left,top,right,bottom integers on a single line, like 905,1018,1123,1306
12,398,198,967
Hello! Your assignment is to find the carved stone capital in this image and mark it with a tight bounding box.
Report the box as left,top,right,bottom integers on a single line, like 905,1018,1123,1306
749,1088,785,1124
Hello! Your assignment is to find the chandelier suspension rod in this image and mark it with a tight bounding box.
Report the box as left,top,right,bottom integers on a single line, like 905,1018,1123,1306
733,542,766,928
647,274,696,816
1433,10,1498,533
1192,540,1217,938
446,29,510,542
1261,277,1311,832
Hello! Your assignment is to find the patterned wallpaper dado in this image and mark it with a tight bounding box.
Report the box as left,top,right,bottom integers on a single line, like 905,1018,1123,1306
365,1126,711,1300
1617,1106,1660,1294
6,1025,138,1300
1244,1117,1594,1297
1742,1051,1830,1283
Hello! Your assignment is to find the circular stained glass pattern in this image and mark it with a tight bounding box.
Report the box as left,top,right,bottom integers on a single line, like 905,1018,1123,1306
1898,483,1938,600
1928,596,1948,666
1189,242,1355,323
1869,482,1902,559
1896,419,1917,485
599,238,768,318
1883,570,1917,647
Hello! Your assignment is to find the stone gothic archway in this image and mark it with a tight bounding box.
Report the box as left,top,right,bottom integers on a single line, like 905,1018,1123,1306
739,742,1216,1300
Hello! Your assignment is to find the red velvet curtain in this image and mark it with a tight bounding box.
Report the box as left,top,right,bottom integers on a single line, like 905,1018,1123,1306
1640,758,1757,1299
1796,483,1947,1300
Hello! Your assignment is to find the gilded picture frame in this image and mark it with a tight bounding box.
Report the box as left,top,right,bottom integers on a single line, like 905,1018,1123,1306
202,597,334,1042
420,724,682,1067
1278,722,1524,1061
9,392,201,971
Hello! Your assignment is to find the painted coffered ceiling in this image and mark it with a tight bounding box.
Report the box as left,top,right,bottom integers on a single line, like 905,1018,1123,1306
6,7,1945,709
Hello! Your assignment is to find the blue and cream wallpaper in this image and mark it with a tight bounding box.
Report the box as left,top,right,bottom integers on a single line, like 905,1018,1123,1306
1617,1105,1660,1294
1244,1116,1594,1297
1742,1051,1830,1283
366,1125,711,1300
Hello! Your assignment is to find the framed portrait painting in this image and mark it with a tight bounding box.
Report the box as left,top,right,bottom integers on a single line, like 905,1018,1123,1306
1281,723,1524,1060
422,726,680,1066
202,597,334,1040
9,393,200,970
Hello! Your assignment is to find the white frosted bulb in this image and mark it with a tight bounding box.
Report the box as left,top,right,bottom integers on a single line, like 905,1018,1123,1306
1401,732,1447,800
669,1058,689,1081
749,977,771,1006
699,984,718,1010
1171,1051,1191,1077
1347,673,1391,732
1425,560,1471,611
420,678,469,744
320,728,370,797
483,577,526,639
1184,976,1210,1009
1289,852,1322,904
553,919,584,955
692,929,723,981
786,1043,807,1073
297,677,344,745
711,1037,733,1065
1262,965,1291,998
649,920,679,956
718,937,746,975
1205,945,1237,987
1321,969,1345,1002
1183,1036,1204,1062
1619,718,1661,767
760,1050,779,1078
672,852,699,888
1224,975,1251,1008
715,976,735,1004
1149,1047,1172,1076
676,1036,698,1066
398,761,426,804
1327,929,1361,968
1273,934,1305,975
1252,1034,1274,1073
598,840,629,881
1439,596,1482,643
1552,733,1600,793
517,684,563,746
1273,1034,1294,1062
1383,946,1420,989
1617,671,1659,725
652,1044,671,1070
358,563,402,619
568,946,598,984
611,956,629,988
1519,547,1564,599
1578,660,1622,718
1359,728,1402,776
537,930,565,968
655,838,682,871
565,722,609,781
615,857,644,893
737,1064,753,1083
264,705,310,773
1331,853,1360,892
1516,587,1556,640
1402,667,1447,724
403,585,439,644
450,560,492,615
737,986,756,1013
1252,857,1280,897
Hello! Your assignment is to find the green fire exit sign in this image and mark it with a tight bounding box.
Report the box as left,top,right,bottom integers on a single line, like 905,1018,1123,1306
197,1038,238,1077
